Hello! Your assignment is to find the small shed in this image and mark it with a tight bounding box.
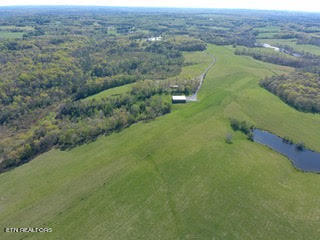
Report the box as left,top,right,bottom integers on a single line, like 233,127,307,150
170,84,179,89
172,95,186,104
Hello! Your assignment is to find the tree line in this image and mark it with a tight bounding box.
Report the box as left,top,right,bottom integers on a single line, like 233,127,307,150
260,72,320,113
0,80,172,171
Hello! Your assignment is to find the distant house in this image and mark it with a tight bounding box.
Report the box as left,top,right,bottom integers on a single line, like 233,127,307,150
172,95,186,104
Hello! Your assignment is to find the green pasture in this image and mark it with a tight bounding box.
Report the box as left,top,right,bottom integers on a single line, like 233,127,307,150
1,45,320,240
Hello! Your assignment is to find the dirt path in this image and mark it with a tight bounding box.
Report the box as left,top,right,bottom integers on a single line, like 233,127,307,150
186,53,216,102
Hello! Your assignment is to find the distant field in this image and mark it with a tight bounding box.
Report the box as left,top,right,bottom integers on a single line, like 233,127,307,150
84,83,136,101
255,26,281,39
170,51,212,80
0,25,34,31
256,32,277,39
1,45,320,240
257,38,320,55
0,31,24,39
0,25,33,39
107,26,118,35
255,26,282,33
210,26,229,31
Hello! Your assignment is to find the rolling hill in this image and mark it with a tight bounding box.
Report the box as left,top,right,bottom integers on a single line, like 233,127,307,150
1,45,320,240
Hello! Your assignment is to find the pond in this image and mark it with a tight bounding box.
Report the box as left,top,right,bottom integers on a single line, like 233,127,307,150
252,129,320,173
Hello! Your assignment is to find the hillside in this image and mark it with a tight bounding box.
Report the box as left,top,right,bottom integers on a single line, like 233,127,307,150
1,45,320,240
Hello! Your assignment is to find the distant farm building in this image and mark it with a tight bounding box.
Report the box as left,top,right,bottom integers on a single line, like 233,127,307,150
170,84,179,89
147,36,162,42
172,95,186,104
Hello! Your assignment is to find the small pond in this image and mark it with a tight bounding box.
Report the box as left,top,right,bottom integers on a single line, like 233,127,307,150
252,129,320,173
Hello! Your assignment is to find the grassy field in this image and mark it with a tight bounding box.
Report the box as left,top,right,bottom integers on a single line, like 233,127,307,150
255,26,282,33
0,26,34,31
256,32,277,39
1,45,320,240
84,83,136,101
0,31,24,39
257,38,320,55
107,26,118,35
255,26,281,39
0,26,33,39
168,51,213,81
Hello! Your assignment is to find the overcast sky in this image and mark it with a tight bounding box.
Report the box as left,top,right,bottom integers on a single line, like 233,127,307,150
0,0,319,13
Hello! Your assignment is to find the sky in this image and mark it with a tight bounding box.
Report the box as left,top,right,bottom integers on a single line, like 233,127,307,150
0,0,319,13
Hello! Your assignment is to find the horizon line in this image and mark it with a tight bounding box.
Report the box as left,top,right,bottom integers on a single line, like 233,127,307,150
0,5,319,14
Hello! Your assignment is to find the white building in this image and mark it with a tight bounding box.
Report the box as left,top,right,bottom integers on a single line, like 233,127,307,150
172,95,186,104
147,36,162,42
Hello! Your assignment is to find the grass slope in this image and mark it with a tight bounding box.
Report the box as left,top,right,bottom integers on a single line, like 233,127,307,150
1,45,320,240
84,83,136,101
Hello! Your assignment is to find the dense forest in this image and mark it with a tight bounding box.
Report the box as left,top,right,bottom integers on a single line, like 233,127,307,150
235,46,320,71
1,7,320,171
260,72,320,113
235,47,306,68
0,7,212,171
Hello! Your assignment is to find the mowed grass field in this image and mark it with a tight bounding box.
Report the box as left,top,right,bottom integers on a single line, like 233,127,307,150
1,45,320,240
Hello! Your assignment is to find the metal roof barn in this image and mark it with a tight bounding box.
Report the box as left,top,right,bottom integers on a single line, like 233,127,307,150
172,95,186,104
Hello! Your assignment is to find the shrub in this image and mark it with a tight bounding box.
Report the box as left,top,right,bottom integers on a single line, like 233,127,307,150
240,121,250,134
247,132,254,141
225,133,233,144
296,142,305,151
282,136,293,144
230,118,240,131
230,118,254,140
